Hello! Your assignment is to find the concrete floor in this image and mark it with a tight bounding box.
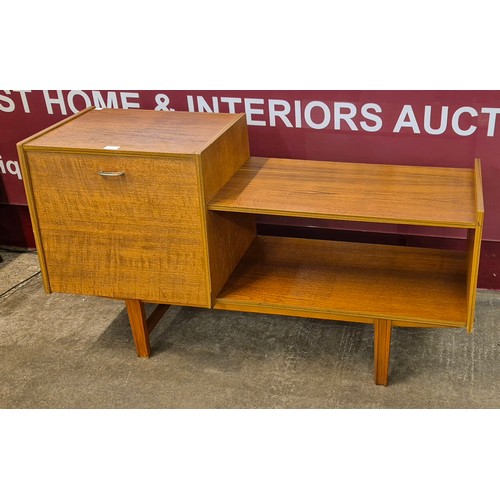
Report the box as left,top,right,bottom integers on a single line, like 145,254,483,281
1,249,499,408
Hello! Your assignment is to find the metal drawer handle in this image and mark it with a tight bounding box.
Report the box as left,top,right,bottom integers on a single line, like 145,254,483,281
98,171,125,177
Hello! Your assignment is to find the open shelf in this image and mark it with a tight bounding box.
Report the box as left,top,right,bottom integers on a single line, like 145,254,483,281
214,236,468,327
209,157,477,228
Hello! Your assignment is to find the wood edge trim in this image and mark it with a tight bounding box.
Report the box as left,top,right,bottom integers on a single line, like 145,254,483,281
194,154,213,307
207,205,476,229
214,299,465,328
22,145,197,159
15,143,51,293
466,213,484,332
474,158,485,214
214,301,374,324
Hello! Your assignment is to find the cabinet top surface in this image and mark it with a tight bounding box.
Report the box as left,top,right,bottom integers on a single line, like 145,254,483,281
209,157,479,228
24,108,244,155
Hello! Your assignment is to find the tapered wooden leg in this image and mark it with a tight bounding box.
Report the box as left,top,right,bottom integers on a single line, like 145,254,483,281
374,319,392,386
125,299,150,357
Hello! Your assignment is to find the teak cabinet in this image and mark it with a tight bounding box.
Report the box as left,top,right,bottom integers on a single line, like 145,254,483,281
18,107,484,385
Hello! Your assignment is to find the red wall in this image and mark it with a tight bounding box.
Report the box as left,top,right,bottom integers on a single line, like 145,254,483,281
1,90,499,287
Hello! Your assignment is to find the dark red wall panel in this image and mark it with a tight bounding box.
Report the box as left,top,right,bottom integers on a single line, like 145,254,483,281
1,90,499,288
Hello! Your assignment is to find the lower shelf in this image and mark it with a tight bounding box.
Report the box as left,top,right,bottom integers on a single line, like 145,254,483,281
214,236,468,327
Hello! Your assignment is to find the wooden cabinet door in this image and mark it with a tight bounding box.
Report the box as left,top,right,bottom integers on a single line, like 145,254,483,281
26,150,210,306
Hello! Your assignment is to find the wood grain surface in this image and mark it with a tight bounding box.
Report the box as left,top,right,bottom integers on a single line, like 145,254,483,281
215,236,468,326
125,299,150,357
209,157,477,228
374,319,392,386
25,108,245,155
474,158,484,213
197,113,256,301
27,150,210,306
465,159,484,331
16,107,95,293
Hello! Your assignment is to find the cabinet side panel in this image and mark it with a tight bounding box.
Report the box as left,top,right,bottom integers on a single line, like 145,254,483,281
26,151,210,306
199,115,256,300
465,160,485,332
200,114,250,201
16,144,51,293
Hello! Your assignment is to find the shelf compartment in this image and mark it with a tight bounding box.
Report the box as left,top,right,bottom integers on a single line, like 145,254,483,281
208,157,477,228
214,236,468,327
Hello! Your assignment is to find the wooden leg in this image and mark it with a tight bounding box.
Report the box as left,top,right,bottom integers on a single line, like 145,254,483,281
124,300,171,357
374,319,392,386
125,299,150,357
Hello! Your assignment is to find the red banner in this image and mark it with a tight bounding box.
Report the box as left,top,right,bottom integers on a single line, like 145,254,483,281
1,90,499,285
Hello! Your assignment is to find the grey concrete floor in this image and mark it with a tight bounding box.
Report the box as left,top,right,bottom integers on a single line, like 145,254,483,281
1,249,499,408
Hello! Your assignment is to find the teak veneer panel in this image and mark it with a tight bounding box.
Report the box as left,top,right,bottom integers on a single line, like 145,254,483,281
197,114,257,301
209,157,477,228
25,108,244,155
16,107,95,293
215,236,468,327
26,150,210,305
